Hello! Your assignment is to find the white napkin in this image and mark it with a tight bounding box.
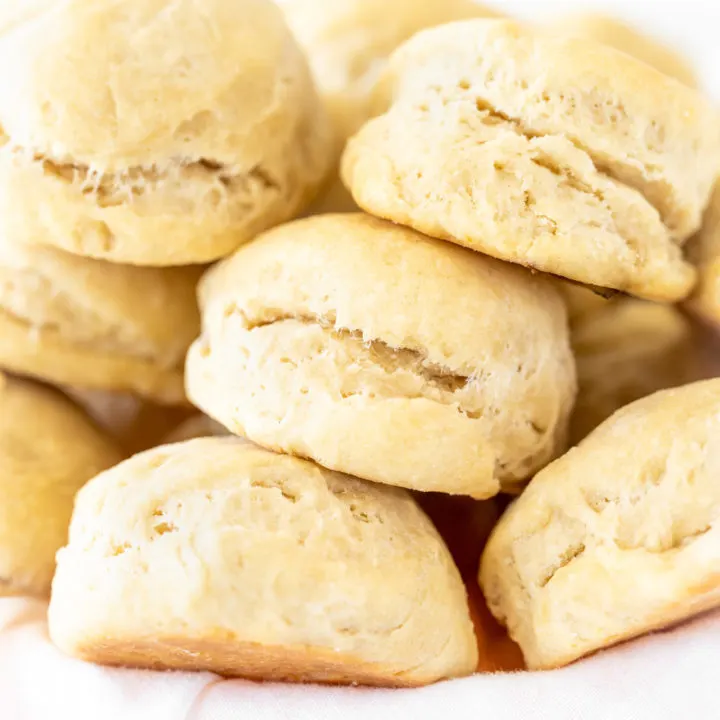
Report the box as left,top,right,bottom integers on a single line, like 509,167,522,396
1,598,718,720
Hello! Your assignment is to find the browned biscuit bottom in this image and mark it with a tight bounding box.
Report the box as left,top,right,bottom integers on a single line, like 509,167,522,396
73,635,434,687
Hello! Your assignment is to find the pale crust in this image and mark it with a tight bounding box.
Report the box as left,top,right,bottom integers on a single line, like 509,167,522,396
0,240,199,404
0,0,332,265
480,379,720,669
343,19,719,299
49,437,478,686
381,20,719,237
186,213,576,498
0,374,120,598
550,14,697,87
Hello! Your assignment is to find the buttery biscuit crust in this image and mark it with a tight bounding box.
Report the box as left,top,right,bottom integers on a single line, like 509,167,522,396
186,213,576,497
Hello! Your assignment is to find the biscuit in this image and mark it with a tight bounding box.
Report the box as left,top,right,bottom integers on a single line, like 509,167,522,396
0,239,200,403
65,389,194,455
279,0,501,144
569,299,692,443
480,379,720,669
279,0,499,215
163,414,228,444
343,20,720,300
0,374,120,597
186,213,576,498
551,14,697,87
686,183,720,327
49,437,478,686
0,0,332,265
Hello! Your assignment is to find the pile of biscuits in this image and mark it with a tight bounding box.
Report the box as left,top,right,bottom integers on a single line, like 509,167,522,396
1,0,719,687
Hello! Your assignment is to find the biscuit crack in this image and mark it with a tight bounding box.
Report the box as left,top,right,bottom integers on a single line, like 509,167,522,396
348,502,384,525
472,94,666,228
677,525,713,547
33,151,280,208
538,542,586,588
153,522,177,537
471,102,647,261
529,152,603,202
243,311,472,396
614,523,714,554
249,473,299,503
581,450,718,554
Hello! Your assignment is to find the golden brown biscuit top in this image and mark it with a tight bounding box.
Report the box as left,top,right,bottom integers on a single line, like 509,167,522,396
199,213,569,376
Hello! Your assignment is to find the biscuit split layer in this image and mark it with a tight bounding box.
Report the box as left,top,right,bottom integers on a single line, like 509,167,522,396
186,213,576,498
49,437,478,686
343,20,720,300
480,379,720,669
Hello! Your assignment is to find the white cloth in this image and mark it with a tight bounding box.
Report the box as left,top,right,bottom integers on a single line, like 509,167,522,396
1,598,719,720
